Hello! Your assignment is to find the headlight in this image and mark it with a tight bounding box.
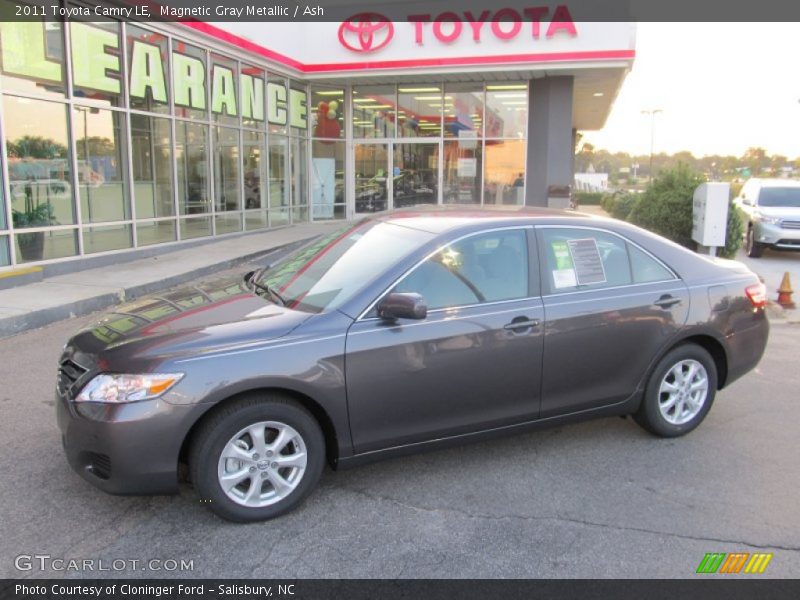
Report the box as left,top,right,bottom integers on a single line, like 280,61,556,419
75,373,184,403
755,213,781,225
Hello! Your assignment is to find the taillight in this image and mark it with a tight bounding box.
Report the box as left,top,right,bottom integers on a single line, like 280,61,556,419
745,282,767,309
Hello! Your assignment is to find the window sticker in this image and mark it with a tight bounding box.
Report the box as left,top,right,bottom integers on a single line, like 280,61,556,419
551,239,577,289
553,268,577,289
567,238,607,286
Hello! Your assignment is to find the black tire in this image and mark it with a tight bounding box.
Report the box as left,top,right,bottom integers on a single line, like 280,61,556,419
746,227,766,258
189,394,325,522
634,344,718,438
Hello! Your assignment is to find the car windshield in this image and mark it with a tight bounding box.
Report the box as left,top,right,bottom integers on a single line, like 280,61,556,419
253,220,433,314
759,187,800,208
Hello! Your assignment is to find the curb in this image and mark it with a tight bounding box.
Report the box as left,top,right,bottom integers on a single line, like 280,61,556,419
0,236,316,340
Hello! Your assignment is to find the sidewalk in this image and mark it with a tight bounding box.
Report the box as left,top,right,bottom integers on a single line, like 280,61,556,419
0,221,345,338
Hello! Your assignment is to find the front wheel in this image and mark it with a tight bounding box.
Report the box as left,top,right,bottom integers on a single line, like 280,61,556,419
189,395,325,522
746,227,766,258
634,344,718,438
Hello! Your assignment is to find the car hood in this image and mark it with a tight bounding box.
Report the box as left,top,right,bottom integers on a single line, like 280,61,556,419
66,273,311,364
758,206,800,219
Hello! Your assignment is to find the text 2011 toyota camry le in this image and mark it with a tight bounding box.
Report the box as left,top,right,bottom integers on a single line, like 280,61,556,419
56,209,768,522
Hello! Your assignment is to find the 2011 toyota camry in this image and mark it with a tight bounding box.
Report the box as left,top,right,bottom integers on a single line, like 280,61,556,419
56,209,769,522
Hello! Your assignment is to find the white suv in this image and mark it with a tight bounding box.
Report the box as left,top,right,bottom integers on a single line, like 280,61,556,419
734,178,800,258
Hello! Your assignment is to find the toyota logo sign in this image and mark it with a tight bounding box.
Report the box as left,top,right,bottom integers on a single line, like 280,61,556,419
338,13,394,52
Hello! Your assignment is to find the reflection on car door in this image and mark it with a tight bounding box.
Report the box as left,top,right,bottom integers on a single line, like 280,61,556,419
345,228,544,454
537,226,689,418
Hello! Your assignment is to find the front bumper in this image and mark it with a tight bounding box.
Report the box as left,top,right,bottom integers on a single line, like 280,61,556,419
753,222,800,248
56,390,209,495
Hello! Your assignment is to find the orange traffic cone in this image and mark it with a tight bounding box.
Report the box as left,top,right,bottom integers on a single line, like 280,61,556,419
777,272,796,309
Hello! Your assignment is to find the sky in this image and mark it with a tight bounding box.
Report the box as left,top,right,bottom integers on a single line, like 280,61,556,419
581,22,800,159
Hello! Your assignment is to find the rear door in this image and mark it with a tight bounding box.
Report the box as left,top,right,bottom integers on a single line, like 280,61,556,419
345,227,544,454
536,226,689,418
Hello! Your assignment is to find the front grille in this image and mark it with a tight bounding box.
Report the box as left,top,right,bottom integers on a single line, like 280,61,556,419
782,220,800,230
84,452,111,480
57,358,88,397
776,239,800,247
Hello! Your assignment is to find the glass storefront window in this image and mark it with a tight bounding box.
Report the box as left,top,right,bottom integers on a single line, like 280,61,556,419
352,85,395,139
213,127,241,218
131,114,174,219
398,86,441,138
74,107,129,223
444,84,483,139
215,213,242,235
136,219,176,246
180,215,211,239
444,140,482,205
290,137,308,221
484,140,526,206
0,17,66,100
15,228,78,263
211,53,239,127
268,135,288,209
127,25,170,114
240,64,265,128
354,143,388,214
176,121,210,215
70,22,123,108
311,140,344,220
267,73,288,135
245,210,269,231
289,80,308,133
0,235,9,266
486,85,528,139
393,142,439,207
243,131,266,210
173,42,208,120
311,87,344,139
82,223,133,254
4,96,75,227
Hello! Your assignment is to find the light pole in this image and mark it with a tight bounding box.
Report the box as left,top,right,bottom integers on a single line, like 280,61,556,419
641,109,663,179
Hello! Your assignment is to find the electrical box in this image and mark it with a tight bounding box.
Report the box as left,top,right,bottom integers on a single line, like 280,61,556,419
692,182,730,249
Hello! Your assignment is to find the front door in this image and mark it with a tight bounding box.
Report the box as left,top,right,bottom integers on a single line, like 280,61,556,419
536,226,690,418
392,142,440,209
345,228,543,454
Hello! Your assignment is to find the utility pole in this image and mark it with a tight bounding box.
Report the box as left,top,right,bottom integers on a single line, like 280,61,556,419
641,109,663,179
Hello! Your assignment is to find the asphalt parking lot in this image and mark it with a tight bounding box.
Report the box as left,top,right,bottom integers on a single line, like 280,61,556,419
1,267,799,579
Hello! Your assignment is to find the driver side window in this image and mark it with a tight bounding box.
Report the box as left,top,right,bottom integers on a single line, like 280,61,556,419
392,229,529,310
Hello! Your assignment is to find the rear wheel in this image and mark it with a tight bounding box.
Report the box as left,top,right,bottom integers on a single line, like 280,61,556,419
746,226,766,258
190,394,325,522
634,344,718,437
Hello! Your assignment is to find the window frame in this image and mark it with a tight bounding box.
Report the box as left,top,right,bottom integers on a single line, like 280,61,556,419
535,225,678,297
358,225,539,320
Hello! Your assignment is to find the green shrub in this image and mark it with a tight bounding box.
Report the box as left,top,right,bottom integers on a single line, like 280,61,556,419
609,193,639,220
573,191,604,206
627,164,742,258
600,193,616,212
722,201,744,259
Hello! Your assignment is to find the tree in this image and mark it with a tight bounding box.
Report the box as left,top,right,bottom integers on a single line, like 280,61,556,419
6,135,68,159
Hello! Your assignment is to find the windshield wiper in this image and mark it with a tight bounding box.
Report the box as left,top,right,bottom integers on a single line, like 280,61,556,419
245,269,286,306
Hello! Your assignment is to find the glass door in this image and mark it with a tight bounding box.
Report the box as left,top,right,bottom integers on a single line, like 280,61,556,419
354,143,389,215
392,142,439,209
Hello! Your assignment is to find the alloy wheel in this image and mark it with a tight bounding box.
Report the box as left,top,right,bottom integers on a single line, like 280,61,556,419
657,359,709,425
217,421,307,507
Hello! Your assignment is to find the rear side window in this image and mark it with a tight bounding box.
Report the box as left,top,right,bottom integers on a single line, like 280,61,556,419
393,229,529,310
628,243,674,283
539,228,673,294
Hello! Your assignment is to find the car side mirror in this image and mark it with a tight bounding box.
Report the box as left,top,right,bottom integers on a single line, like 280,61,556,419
377,293,428,321
741,197,752,206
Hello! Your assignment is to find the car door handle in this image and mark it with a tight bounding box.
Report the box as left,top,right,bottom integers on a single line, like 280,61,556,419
653,295,682,309
504,317,541,331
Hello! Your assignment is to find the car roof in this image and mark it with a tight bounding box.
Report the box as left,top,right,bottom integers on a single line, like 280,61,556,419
370,205,605,234
747,178,800,188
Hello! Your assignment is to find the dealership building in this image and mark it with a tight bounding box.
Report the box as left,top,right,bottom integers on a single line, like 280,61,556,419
0,9,635,268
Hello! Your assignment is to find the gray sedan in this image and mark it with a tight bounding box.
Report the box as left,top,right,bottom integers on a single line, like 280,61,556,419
56,209,769,522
